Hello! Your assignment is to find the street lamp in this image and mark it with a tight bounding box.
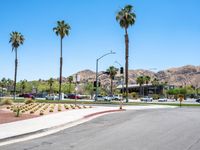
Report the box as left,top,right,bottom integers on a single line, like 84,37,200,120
114,61,124,109
95,51,116,101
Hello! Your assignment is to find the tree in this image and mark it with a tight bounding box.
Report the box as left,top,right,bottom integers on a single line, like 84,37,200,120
20,80,27,94
106,66,118,95
6,78,14,95
0,78,7,96
67,76,73,94
116,5,136,102
53,20,71,100
144,76,151,96
136,76,145,96
48,78,54,94
9,31,25,100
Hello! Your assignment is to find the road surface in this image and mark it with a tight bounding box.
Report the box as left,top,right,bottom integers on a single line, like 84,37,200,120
2,107,200,150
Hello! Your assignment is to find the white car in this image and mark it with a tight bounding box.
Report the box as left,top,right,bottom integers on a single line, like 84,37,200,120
104,96,114,101
45,95,59,100
113,95,122,100
94,95,105,101
158,98,167,102
141,96,153,102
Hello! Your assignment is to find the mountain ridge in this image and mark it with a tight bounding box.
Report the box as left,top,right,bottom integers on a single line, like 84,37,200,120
67,65,200,88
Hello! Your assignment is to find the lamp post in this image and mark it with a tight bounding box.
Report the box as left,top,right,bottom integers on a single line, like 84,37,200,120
74,74,80,106
95,51,116,101
115,61,124,109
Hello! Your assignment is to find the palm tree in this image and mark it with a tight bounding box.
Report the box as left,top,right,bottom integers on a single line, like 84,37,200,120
9,31,25,100
53,20,71,100
136,76,145,97
151,78,159,94
106,66,118,95
48,78,54,94
67,76,73,94
116,5,136,102
144,76,151,96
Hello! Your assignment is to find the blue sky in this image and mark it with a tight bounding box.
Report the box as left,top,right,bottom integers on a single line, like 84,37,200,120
0,0,200,81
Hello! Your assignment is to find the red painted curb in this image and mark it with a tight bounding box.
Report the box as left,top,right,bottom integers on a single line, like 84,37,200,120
84,109,126,118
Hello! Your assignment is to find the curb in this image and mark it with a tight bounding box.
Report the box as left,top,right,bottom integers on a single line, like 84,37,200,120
84,109,125,118
0,108,125,145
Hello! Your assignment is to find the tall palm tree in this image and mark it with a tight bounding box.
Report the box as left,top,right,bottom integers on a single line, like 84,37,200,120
53,20,71,100
144,76,151,96
9,31,25,100
136,76,145,96
116,5,136,102
106,66,118,95
67,76,73,94
48,78,54,94
151,78,159,94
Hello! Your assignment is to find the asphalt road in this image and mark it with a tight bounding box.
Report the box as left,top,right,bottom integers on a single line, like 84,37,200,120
2,108,200,150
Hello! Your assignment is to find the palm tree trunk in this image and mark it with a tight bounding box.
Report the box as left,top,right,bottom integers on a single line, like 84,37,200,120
69,82,71,94
59,38,63,100
50,85,52,94
111,78,113,95
125,28,129,103
14,48,18,100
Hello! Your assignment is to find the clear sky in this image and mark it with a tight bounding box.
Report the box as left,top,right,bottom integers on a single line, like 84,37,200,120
0,0,200,81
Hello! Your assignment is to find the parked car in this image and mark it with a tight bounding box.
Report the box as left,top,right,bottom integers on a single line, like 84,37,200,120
67,94,81,99
19,93,35,99
45,94,59,100
113,95,122,100
104,95,114,101
196,99,200,103
141,96,153,102
94,95,105,101
158,97,168,102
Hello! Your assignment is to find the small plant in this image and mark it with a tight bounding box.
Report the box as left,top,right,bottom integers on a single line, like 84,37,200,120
58,104,62,111
0,99,13,105
24,99,35,104
40,110,44,115
15,106,21,117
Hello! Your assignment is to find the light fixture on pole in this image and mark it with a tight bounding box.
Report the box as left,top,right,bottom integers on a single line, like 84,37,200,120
95,51,116,101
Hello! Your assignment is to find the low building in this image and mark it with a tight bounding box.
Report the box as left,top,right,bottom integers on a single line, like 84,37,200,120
116,84,175,96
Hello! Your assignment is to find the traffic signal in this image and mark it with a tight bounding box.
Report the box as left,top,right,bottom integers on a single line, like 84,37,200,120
93,81,97,87
98,81,101,87
120,67,124,74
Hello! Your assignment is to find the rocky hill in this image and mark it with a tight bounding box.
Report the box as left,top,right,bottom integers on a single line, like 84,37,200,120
67,65,200,88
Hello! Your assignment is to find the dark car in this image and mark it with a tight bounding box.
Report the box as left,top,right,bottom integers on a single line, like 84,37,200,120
67,94,81,99
196,99,200,103
19,93,35,99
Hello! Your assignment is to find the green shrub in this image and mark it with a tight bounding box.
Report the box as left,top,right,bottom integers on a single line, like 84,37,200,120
0,99,13,105
24,99,35,104
152,94,159,100
130,92,139,99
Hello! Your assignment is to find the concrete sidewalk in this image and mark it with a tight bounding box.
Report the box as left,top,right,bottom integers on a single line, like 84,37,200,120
0,105,176,144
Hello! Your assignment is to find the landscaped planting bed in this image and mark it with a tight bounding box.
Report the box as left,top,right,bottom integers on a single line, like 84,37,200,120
5,103,92,116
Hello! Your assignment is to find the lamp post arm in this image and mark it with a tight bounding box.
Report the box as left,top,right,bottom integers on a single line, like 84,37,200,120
97,51,116,61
